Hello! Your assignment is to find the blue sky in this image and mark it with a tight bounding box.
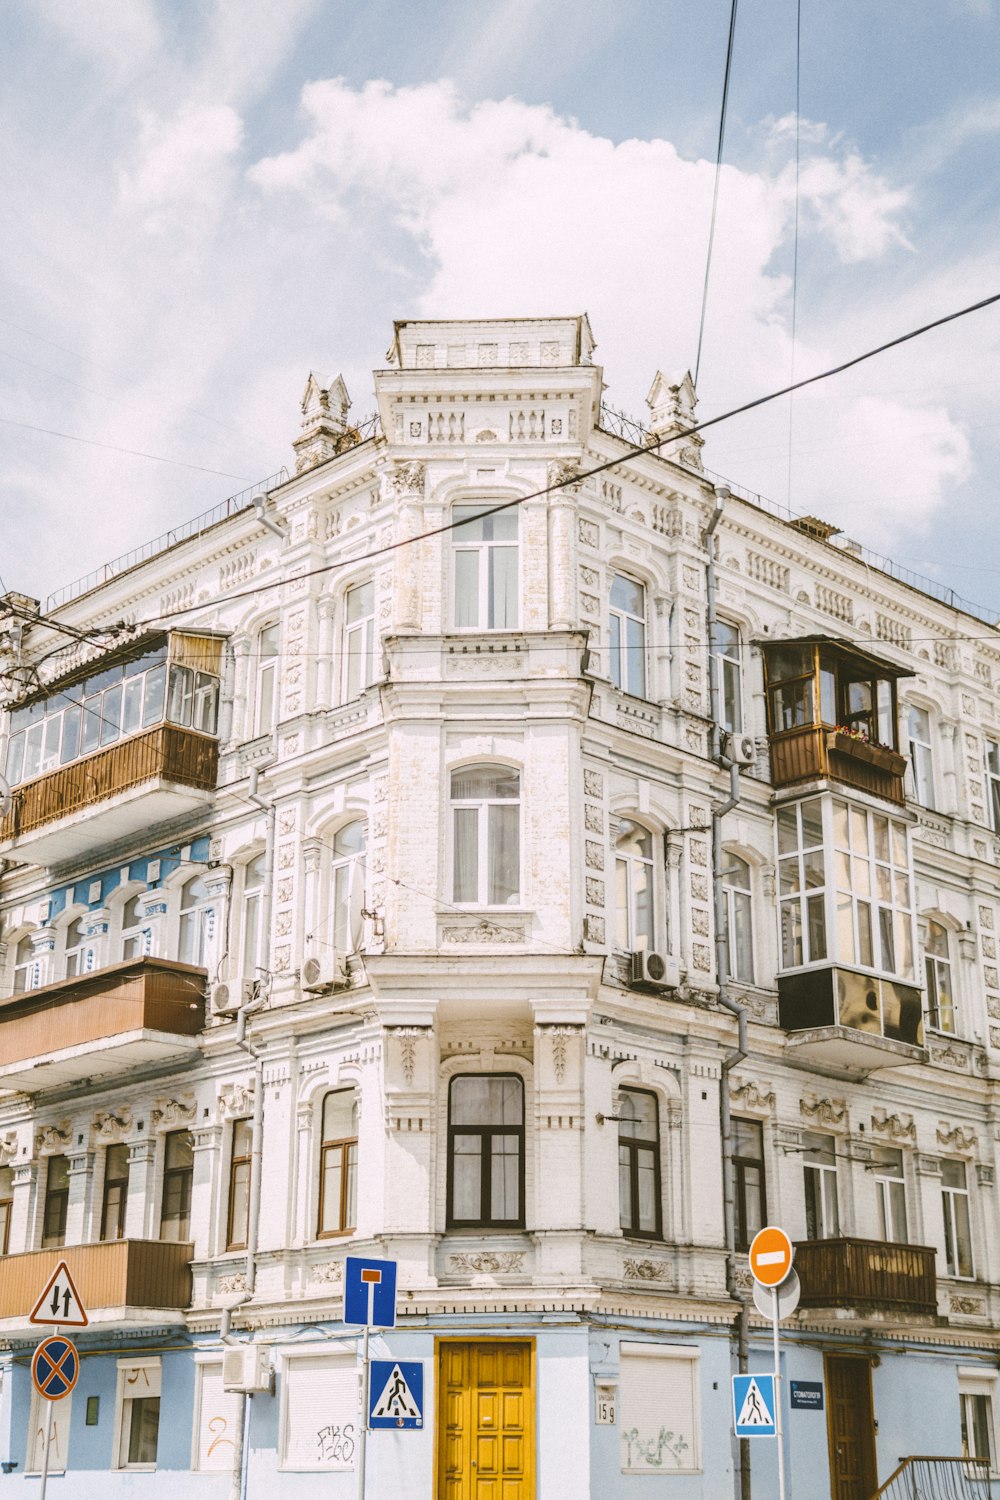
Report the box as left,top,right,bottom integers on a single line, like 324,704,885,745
3,0,999,613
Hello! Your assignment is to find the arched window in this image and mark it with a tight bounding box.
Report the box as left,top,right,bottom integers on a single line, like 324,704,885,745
332,822,367,954
618,1087,662,1239
241,854,267,977
344,582,376,698
451,766,520,906
254,623,280,735
65,917,89,976
925,919,955,1033
609,575,646,698
178,875,211,968
12,934,35,993
318,1090,358,1237
452,505,518,630
722,854,753,984
448,1075,524,1229
120,895,146,961
614,820,655,953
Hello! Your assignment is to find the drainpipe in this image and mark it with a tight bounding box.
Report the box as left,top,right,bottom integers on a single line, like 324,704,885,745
704,484,751,1500
221,766,275,1500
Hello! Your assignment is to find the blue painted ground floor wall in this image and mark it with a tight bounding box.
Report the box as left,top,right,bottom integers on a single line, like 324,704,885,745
0,1314,994,1497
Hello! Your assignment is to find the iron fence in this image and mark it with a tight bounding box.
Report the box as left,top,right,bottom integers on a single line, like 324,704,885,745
873,1456,991,1499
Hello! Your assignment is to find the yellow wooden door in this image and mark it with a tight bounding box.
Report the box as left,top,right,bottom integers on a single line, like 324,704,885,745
438,1340,534,1500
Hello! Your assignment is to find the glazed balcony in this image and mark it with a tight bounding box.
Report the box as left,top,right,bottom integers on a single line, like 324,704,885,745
0,1240,193,1328
794,1236,937,1318
0,957,205,1092
763,637,911,805
778,966,926,1076
0,724,218,864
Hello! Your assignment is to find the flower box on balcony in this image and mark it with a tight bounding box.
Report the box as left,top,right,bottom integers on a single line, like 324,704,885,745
826,731,907,777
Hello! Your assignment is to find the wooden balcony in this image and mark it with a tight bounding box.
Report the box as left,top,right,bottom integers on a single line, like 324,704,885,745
778,966,926,1076
0,1240,193,1326
769,726,907,804
0,957,205,1092
794,1236,937,1318
0,724,218,864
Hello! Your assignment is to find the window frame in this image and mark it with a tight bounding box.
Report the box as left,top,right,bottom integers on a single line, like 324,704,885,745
907,704,936,809
100,1143,130,1242
343,580,376,699
226,1118,253,1252
733,1118,766,1253
716,618,744,734
41,1154,69,1249
959,1371,999,1475
12,933,36,993
451,503,519,631
317,1090,358,1239
925,919,956,1035
240,854,267,980
722,853,754,984
0,1166,12,1254
331,820,367,955
446,1073,525,1231
614,819,657,954
449,764,521,908
178,874,212,969
159,1129,194,1243
986,740,1000,833
802,1131,840,1240
254,622,280,736
609,573,647,699
871,1147,908,1244
941,1158,974,1279
618,1087,663,1241
113,1358,161,1472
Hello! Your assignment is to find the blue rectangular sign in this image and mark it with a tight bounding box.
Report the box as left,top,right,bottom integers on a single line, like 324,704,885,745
790,1381,824,1411
369,1359,423,1428
344,1256,397,1327
732,1374,777,1437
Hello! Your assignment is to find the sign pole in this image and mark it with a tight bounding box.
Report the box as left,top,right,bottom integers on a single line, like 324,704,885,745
357,1284,372,1500
772,1289,786,1500
37,1385,54,1500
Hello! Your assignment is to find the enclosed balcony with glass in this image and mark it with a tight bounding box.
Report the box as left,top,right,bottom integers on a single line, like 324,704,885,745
762,638,910,804
0,632,223,862
776,794,925,1073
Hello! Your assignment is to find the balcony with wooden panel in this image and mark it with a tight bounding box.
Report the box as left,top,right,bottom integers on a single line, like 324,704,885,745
0,631,222,865
793,1236,938,1320
0,957,206,1092
0,1240,193,1330
763,638,911,805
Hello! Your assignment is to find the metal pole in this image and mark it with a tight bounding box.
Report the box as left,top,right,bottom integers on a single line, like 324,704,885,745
357,1285,372,1500
772,1287,786,1500
37,1397,53,1500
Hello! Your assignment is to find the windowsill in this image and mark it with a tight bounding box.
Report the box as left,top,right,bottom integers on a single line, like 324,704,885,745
439,905,532,916
315,1228,357,1241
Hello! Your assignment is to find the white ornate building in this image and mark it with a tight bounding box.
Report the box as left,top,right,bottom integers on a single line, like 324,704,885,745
0,315,999,1499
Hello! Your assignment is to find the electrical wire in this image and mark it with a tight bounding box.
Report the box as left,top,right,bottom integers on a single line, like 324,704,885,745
108,287,1000,634
786,0,802,507
694,0,740,388
0,415,254,481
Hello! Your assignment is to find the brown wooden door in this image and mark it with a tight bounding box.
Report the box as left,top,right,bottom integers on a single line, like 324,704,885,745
825,1355,878,1500
438,1341,534,1499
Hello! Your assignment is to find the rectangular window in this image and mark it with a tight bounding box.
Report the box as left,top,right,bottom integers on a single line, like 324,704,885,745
255,624,279,735
160,1130,194,1242
960,1374,997,1471
344,582,376,699
115,1360,160,1470
717,620,743,733
733,1119,765,1253
450,765,520,907
609,575,647,698
318,1091,358,1238
27,1389,72,1474
925,921,956,1034
802,1132,839,1240
193,1362,244,1473
0,1165,11,1253
452,505,518,630
872,1148,907,1243
942,1160,974,1278
42,1155,69,1249
448,1075,524,1229
620,1343,700,1474
100,1143,130,1242
280,1354,358,1471
907,705,935,808
226,1119,252,1252
619,1088,662,1239
986,741,1000,833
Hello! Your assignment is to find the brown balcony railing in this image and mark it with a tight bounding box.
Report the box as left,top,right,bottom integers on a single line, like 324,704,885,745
0,1240,193,1320
0,724,218,841
794,1236,937,1316
769,726,907,804
0,957,205,1072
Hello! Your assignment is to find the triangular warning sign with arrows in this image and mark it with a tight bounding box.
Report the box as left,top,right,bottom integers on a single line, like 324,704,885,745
371,1363,420,1421
29,1261,88,1327
736,1377,774,1428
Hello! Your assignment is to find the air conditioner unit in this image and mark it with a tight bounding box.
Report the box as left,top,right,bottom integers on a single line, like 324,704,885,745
211,980,256,1016
222,1344,272,1394
725,733,757,768
631,950,682,991
301,953,348,992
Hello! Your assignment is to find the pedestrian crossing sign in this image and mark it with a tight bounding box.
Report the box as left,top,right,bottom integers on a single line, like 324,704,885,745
732,1373,777,1437
369,1359,424,1429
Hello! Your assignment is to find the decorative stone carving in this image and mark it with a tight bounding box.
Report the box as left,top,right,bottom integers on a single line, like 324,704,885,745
312,1261,345,1284
583,769,603,797
217,1273,248,1295
450,1252,524,1274
949,1295,985,1315
622,1258,669,1282
937,1122,977,1153
0,1131,18,1165
547,460,581,491
441,920,524,945
929,1043,972,1073
93,1108,133,1141
150,1095,196,1131
728,1081,775,1114
387,1026,430,1085
871,1108,915,1143
218,1083,255,1120
386,462,426,496
35,1122,72,1154
800,1095,847,1129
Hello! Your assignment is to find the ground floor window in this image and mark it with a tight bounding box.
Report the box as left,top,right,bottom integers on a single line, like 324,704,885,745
620,1342,700,1474
960,1371,998,1471
193,1361,244,1473
115,1358,160,1470
280,1353,358,1471
26,1390,72,1475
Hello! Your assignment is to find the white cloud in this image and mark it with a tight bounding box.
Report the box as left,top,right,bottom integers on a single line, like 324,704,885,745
119,104,244,230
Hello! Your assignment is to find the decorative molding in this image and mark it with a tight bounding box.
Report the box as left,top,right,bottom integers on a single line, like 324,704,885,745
386,461,426,496
218,1082,255,1120
441,919,525,945
728,1080,775,1114
949,1295,985,1316
622,1258,669,1282
803,1092,851,1128
150,1095,196,1131
217,1273,247,1295
0,1131,18,1166
871,1108,915,1144
937,1122,977,1153
928,1042,973,1073
387,1026,431,1085
311,1261,345,1284
449,1252,525,1275
34,1121,72,1155
93,1108,133,1141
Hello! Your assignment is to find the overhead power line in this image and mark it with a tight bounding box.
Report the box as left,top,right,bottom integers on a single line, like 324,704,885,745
0,415,254,482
